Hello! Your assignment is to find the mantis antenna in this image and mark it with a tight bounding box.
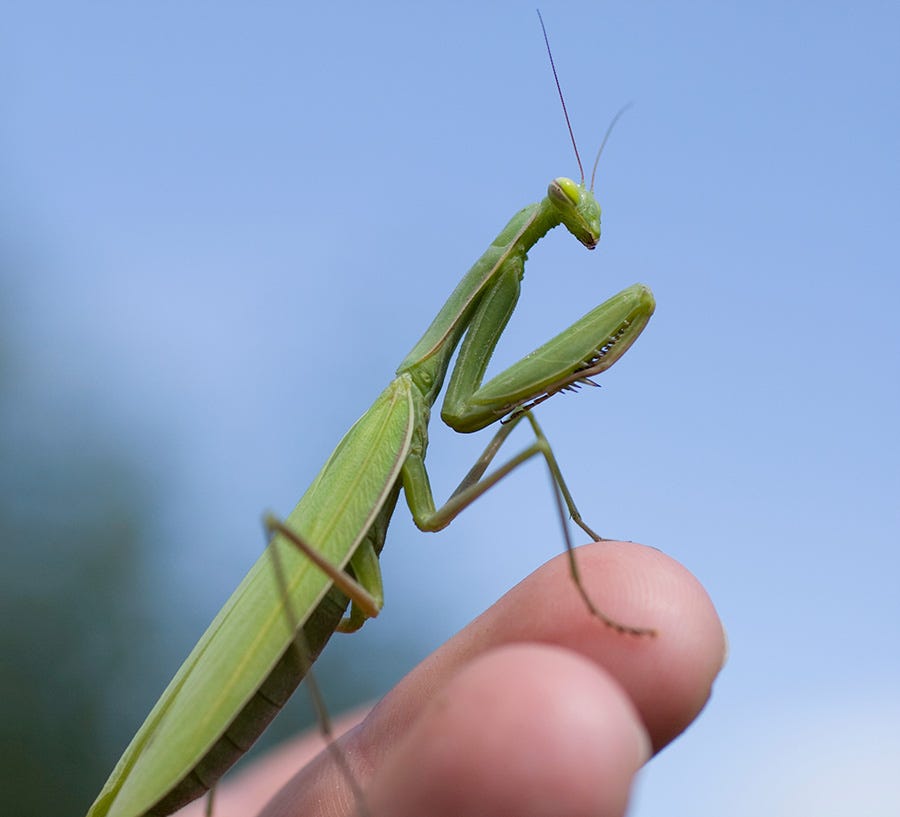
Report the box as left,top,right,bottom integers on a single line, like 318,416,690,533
589,102,633,191
537,9,633,193
537,9,585,184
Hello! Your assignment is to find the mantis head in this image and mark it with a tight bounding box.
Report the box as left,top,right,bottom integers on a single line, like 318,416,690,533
548,177,602,250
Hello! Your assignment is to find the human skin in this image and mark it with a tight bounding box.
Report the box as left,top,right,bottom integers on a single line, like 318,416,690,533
175,540,726,817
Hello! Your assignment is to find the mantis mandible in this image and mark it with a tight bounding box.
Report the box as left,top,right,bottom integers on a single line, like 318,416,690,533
86,16,656,817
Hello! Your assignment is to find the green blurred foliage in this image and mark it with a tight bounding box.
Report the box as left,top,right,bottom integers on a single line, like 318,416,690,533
0,272,156,815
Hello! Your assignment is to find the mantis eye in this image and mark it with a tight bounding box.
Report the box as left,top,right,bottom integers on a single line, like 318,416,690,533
548,176,581,207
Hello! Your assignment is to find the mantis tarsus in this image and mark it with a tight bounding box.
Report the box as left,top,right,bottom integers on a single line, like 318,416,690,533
86,16,657,817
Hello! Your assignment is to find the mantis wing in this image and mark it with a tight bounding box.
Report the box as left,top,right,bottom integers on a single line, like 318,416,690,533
88,375,415,817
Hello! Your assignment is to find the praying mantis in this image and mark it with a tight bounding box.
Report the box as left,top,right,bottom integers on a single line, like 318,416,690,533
86,14,657,817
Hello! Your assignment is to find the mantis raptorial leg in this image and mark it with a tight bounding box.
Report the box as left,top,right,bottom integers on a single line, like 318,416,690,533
86,13,656,817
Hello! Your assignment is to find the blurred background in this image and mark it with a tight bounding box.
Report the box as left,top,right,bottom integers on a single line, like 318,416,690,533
2,2,898,815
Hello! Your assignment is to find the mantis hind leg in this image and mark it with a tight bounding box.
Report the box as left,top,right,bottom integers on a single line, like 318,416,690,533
260,515,375,817
264,514,383,624
403,410,655,636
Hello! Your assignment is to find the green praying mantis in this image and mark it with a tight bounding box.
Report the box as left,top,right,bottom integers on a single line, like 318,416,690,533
86,15,657,817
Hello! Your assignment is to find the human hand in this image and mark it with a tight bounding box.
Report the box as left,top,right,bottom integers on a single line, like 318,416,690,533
178,540,725,817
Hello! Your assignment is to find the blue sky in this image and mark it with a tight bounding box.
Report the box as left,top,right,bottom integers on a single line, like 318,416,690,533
4,2,899,815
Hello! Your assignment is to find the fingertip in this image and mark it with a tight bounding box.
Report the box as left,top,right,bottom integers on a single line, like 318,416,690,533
591,541,726,748
490,540,726,751
367,644,649,817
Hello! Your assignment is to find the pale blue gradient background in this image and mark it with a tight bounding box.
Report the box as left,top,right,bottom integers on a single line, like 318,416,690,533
3,2,898,815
